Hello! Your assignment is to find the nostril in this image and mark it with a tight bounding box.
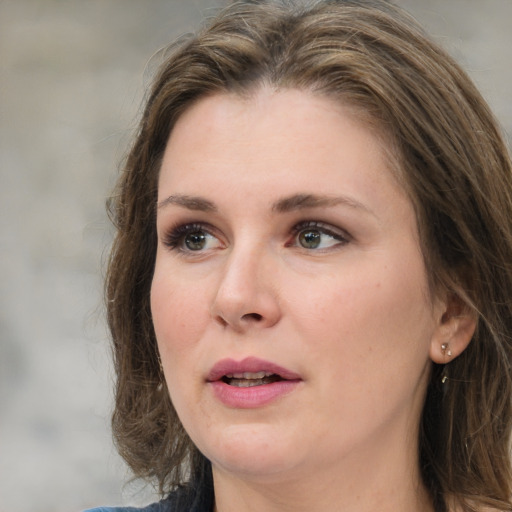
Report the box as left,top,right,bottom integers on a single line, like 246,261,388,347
242,313,263,322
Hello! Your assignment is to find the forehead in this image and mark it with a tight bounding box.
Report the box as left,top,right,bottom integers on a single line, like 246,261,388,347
160,88,400,190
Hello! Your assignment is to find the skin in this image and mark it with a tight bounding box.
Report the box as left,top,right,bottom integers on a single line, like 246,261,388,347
151,89,474,512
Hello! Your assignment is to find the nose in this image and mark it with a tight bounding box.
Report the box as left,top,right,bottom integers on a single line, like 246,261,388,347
210,245,281,332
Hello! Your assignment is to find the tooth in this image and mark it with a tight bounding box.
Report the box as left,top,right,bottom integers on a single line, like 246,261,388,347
243,371,266,379
232,379,265,387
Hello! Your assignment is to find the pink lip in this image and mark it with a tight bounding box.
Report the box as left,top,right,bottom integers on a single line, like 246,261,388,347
207,357,302,409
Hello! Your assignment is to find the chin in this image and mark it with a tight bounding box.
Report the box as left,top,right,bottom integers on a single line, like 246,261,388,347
197,422,304,478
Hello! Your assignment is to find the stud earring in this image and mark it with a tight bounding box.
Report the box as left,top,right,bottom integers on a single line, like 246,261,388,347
441,343,452,357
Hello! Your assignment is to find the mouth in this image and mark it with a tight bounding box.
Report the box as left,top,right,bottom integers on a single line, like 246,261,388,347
207,357,301,385
221,371,284,388
207,357,302,408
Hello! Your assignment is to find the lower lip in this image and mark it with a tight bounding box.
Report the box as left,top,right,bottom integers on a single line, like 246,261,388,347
209,379,301,408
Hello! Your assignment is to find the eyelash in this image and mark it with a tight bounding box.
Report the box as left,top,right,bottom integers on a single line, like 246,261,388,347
162,223,216,250
161,220,351,252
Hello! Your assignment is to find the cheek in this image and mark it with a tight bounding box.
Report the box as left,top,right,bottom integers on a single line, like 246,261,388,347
296,261,433,426
150,268,207,358
150,271,209,419
291,256,434,366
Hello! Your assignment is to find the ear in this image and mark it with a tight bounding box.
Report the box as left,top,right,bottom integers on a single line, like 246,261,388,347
430,293,477,364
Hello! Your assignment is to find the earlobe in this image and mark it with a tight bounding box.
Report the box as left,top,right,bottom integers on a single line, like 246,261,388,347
429,294,477,364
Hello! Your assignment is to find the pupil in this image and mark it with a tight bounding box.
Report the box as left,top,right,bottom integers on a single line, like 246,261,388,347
185,231,206,250
299,230,320,248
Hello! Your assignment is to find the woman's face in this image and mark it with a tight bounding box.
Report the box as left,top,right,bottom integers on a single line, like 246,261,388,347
151,89,445,483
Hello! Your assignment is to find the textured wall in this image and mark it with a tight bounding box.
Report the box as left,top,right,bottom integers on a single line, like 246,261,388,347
0,1,510,511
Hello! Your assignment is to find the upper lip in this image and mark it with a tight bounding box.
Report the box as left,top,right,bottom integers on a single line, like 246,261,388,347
207,357,301,382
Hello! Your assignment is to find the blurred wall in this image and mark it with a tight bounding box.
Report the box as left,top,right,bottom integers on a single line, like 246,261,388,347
0,1,510,511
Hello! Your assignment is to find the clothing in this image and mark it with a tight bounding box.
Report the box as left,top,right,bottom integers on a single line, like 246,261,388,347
84,476,214,512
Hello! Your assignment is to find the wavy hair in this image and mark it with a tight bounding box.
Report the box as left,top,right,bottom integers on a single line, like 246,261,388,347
105,1,512,510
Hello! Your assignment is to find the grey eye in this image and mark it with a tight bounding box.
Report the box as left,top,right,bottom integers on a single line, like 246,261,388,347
298,229,321,249
184,231,208,250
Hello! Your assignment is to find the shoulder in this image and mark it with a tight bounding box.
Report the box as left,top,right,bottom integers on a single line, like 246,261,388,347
84,480,214,512
83,501,168,512
82,493,182,512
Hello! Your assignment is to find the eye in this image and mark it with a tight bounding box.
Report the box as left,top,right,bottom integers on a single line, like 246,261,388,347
163,223,222,252
183,230,211,251
290,221,349,250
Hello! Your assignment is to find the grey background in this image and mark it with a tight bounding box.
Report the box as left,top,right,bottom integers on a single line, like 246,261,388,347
1,1,510,511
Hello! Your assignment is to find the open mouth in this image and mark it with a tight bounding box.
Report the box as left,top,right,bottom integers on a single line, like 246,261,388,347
208,358,301,407
221,371,283,387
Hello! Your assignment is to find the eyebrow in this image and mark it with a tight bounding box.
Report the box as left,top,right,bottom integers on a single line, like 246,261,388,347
271,193,374,216
157,192,373,216
157,194,217,212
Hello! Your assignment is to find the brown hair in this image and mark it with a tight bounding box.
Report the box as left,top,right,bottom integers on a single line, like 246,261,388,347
106,1,512,510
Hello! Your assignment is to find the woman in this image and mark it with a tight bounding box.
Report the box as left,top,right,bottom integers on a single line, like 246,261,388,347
88,1,512,511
